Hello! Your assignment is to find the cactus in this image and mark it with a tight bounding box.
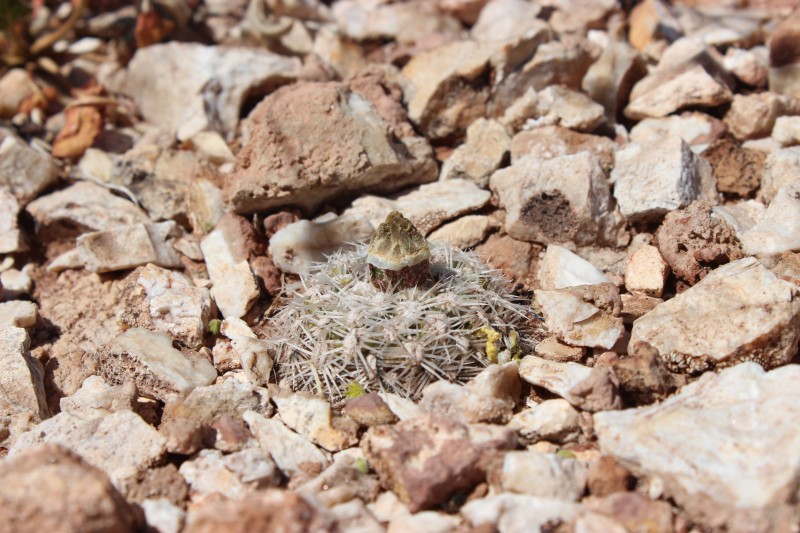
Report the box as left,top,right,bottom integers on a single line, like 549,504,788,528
266,237,537,401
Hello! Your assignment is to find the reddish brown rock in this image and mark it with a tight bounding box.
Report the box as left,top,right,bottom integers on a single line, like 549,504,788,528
0,444,143,533
475,233,540,288
124,463,189,506
656,201,744,286
184,490,336,533
587,456,635,497
510,126,616,172
611,342,684,406
585,492,675,533
344,393,398,427
226,79,436,214
701,139,765,198
361,414,515,512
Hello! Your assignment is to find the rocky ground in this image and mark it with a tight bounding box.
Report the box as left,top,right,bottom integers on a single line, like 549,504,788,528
1,0,800,531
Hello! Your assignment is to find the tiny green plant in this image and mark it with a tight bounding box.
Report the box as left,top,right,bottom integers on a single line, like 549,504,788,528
208,319,222,336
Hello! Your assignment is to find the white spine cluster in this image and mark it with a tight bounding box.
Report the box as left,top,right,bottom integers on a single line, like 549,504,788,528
267,242,536,401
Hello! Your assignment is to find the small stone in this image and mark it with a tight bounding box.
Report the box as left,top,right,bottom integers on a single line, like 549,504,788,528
461,494,583,532
723,47,768,87
494,450,587,501
625,64,732,120
59,375,136,421
611,136,718,223
344,178,491,236
0,301,37,329
420,363,520,424
535,283,624,350
200,225,260,319
534,336,586,363
768,8,800,99
630,257,800,374
0,327,48,422
118,264,212,350
510,125,616,171
0,69,36,118
584,492,674,533
298,455,382,508
586,456,634,497
184,131,235,165
0,269,32,300
184,489,336,533
583,40,648,124
0,190,27,254
440,118,510,187
773,252,800,285
474,233,539,287
701,138,765,198
219,319,274,387
179,448,280,501
513,86,606,132
761,147,800,203
11,410,167,491
620,294,662,324
519,356,591,405
77,221,183,273
141,499,185,533
428,215,491,249
332,0,460,44
624,245,669,298
268,214,373,275
629,112,727,151
362,414,515,512
99,328,217,402
244,410,328,479
272,391,359,452
0,444,143,532
723,92,789,141
344,393,398,427
508,399,581,444
773,116,800,147
594,362,800,529
613,341,683,407
387,511,462,533
119,43,301,141
470,0,543,43
740,184,800,257
537,244,610,289
490,152,621,246
0,129,59,205
226,79,435,213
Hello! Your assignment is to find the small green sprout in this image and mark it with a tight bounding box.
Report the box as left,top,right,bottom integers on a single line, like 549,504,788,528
208,319,221,335
345,381,366,399
556,449,576,460
354,457,369,474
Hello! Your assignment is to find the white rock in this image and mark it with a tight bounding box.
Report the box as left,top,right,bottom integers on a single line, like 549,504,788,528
428,215,491,249
535,288,624,349
244,410,329,478
722,46,768,86
0,268,32,300
470,0,542,43
518,356,592,407
490,152,620,246
179,448,279,500
26,181,149,233
101,328,217,402
500,450,588,501
185,131,235,165
0,300,37,328
0,69,35,118
200,226,260,319
611,136,717,222
272,392,359,452
537,245,610,289
123,264,212,350
595,363,800,529
772,116,800,146
268,214,373,275
77,221,183,273
387,511,462,533
378,392,425,421
461,494,583,533
440,118,510,187
624,245,669,298
0,327,48,421
333,0,460,44
573,512,629,533
331,499,384,533
712,200,765,235
121,43,302,141
508,399,581,444
344,179,491,235
630,257,800,373
141,499,185,533
0,129,58,204
59,375,135,421
0,190,27,253
219,318,274,386
513,86,605,133
739,185,800,258
10,410,166,491
629,112,726,152
761,147,800,203
420,363,520,424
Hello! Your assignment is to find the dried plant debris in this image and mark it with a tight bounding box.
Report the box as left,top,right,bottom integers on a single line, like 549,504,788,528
267,241,536,401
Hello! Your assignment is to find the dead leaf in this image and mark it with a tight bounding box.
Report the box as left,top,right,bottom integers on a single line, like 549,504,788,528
135,8,175,49
52,104,105,159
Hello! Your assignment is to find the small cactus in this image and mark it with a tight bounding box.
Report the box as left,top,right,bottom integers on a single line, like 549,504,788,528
266,215,537,401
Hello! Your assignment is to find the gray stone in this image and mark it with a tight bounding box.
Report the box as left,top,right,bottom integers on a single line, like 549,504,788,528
428,215,491,249
595,362,800,529
440,118,510,187
244,410,329,479
100,328,218,402
76,221,183,273
508,399,581,444
630,258,800,374
200,225,260,319
59,375,136,421
497,450,588,501
535,284,624,350
0,189,27,253
0,327,48,422
179,448,280,501
740,185,800,258
0,129,59,204
761,147,800,203
272,391,359,452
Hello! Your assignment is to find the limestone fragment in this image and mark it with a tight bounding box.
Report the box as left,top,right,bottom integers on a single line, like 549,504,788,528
508,399,581,444
179,448,280,501
76,221,183,273
772,116,800,147
428,215,491,249
630,258,800,373
0,300,38,329
740,185,800,257
510,125,616,171
624,245,669,297
490,152,622,246
0,327,48,422
244,410,329,479
200,225,260,319
761,147,800,203
768,8,800,99
59,375,136,421
440,118,510,187
629,112,727,151
496,450,588,501
0,129,59,204
272,391,359,452
537,244,610,290
100,328,217,402
595,363,800,529
461,494,583,532
0,190,26,253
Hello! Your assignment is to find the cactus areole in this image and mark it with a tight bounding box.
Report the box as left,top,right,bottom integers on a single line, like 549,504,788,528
366,211,431,291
